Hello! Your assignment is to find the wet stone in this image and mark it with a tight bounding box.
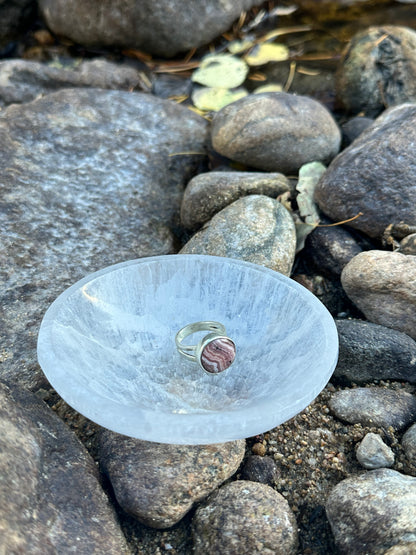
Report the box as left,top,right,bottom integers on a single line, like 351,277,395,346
98,429,245,529
329,387,416,431
180,195,297,276
341,250,416,340
356,432,395,469
240,455,279,486
326,468,416,554
341,116,374,147
333,319,416,384
192,481,298,555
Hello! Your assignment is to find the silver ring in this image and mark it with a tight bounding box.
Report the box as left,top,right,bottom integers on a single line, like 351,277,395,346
175,321,236,374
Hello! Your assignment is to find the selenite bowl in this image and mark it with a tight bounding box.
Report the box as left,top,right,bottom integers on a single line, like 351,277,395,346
37,255,339,444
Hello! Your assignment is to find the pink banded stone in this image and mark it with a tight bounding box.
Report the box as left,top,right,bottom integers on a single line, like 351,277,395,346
200,337,236,373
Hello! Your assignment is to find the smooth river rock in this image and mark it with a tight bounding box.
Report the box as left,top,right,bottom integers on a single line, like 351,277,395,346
356,432,395,469
334,319,416,384
192,481,298,555
98,429,245,528
315,104,416,239
341,250,416,340
211,92,341,174
39,0,263,57
329,387,416,431
0,88,208,389
336,26,416,116
326,469,416,554
0,381,129,554
180,195,297,275
180,171,290,230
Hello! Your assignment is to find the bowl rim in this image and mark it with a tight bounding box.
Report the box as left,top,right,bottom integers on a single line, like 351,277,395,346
37,254,339,444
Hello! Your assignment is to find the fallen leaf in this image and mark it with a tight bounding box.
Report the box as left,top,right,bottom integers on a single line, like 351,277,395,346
295,161,326,252
244,43,289,66
192,87,248,111
191,54,249,88
253,83,283,94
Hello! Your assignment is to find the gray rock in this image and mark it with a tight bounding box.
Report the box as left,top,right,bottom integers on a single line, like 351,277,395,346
240,455,279,486
303,221,363,277
384,543,416,555
329,387,416,431
0,59,151,107
341,116,373,147
356,432,395,469
341,250,416,340
326,468,416,554
211,92,341,173
334,319,416,384
98,429,245,529
0,88,208,389
336,26,416,116
192,481,298,555
181,171,290,230
0,380,129,554
180,195,297,275
315,104,416,239
0,0,34,47
399,233,416,255
402,423,416,463
39,0,263,58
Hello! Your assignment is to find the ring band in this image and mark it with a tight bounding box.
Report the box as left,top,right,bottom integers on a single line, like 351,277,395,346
175,321,236,374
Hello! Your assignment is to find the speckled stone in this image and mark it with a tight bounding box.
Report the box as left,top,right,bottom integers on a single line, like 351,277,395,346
192,481,298,554
315,104,416,239
211,92,341,173
0,380,128,554
0,88,208,390
200,337,236,373
334,319,416,384
98,429,245,529
341,250,416,340
329,387,416,431
181,170,290,230
356,433,395,469
399,233,416,255
402,423,416,464
180,195,297,275
326,469,416,554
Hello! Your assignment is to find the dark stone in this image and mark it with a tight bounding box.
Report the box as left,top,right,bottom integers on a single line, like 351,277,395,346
329,387,416,431
0,0,35,47
240,455,279,486
333,319,416,384
0,88,208,389
211,92,341,173
341,116,373,147
39,0,264,57
315,104,416,239
402,423,416,464
0,380,129,553
399,233,416,255
98,429,245,529
336,25,416,117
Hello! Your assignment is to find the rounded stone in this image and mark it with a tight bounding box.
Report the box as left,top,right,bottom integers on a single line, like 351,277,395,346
402,423,416,464
326,468,416,554
180,195,297,275
192,481,298,554
200,337,236,374
356,432,395,470
399,233,416,255
341,250,416,339
315,104,416,240
341,116,374,147
211,92,341,173
336,25,416,116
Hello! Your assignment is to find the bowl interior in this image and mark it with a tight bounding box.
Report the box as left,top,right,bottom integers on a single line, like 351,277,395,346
37,255,339,444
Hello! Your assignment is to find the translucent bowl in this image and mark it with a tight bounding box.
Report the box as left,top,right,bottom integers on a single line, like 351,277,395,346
37,255,339,444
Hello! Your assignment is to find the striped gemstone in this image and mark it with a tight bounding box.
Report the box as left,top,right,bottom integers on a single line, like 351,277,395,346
200,337,236,373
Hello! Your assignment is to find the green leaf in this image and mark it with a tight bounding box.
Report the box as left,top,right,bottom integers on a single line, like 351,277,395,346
192,87,248,112
253,83,283,94
227,39,255,55
244,43,289,66
191,54,249,88
295,161,326,252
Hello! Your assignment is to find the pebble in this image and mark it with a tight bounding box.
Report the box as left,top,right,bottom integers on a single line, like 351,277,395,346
356,432,395,469
240,455,279,486
336,25,416,116
326,468,416,554
0,88,208,390
192,481,298,554
341,250,416,340
315,103,416,239
0,381,128,553
341,116,373,147
180,171,290,230
0,59,150,107
402,423,416,464
211,92,341,173
180,195,297,275
98,429,245,529
399,233,416,255
334,319,416,384
38,0,264,57
329,387,416,430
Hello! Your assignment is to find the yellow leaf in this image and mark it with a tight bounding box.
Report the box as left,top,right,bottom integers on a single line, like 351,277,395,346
227,39,255,55
253,83,283,94
244,43,289,66
192,87,248,112
191,54,249,88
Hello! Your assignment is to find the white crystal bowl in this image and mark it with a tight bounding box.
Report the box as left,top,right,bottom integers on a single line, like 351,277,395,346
37,255,338,444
